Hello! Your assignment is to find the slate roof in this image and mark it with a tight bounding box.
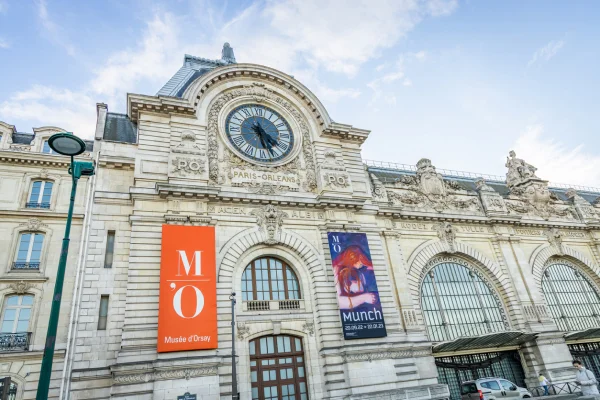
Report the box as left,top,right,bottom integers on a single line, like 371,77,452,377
7,132,94,151
103,113,137,144
156,43,237,98
12,132,34,144
367,166,600,204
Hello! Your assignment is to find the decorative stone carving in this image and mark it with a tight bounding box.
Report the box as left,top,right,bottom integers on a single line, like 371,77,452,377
171,157,206,175
242,82,275,103
545,228,564,255
302,321,315,336
475,177,495,192
113,366,218,384
566,188,600,221
387,159,482,213
40,168,49,179
251,204,288,245
173,131,203,154
20,218,47,231
436,222,457,253
506,181,576,220
317,151,351,194
9,281,33,294
341,348,432,363
370,173,388,202
476,177,508,215
505,150,539,188
237,322,250,340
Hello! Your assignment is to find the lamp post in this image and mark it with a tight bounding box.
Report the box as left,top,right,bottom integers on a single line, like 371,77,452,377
230,292,239,400
36,133,94,400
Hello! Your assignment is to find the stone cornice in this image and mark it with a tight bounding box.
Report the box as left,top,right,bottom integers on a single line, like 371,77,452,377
0,210,85,220
112,364,219,385
0,150,91,168
98,155,135,170
322,122,370,144
127,93,195,123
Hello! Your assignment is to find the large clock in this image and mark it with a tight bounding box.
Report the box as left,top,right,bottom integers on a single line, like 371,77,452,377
225,104,294,163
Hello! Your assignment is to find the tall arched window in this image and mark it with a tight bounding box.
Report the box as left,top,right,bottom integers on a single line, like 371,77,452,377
421,262,508,342
542,262,600,331
27,180,53,209
242,257,300,301
14,232,44,270
249,335,309,400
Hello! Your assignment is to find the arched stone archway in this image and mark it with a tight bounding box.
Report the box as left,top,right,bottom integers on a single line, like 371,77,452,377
530,243,600,290
407,239,521,328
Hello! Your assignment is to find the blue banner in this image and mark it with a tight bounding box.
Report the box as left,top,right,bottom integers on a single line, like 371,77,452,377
327,232,387,340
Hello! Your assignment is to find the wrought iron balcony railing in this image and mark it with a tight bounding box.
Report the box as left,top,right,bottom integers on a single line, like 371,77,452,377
25,202,50,209
0,332,31,352
12,262,40,270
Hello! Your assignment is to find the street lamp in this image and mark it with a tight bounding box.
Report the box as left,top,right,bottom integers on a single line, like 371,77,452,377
230,292,239,400
36,133,94,400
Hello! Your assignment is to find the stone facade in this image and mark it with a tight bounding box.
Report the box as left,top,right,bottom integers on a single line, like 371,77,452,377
4,47,600,400
0,122,93,399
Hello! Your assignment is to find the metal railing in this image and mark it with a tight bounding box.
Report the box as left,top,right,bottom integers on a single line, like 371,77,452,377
12,262,40,270
0,332,31,352
244,299,304,311
529,381,580,397
25,202,50,209
363,159,600,193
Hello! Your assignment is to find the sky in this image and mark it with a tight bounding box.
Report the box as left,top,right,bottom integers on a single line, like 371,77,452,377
0,0,599,187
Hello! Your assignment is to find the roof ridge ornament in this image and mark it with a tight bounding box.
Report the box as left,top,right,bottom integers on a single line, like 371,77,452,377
221,42,236,64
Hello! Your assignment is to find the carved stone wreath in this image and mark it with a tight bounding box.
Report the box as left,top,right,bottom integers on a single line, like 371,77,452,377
206,85,317,191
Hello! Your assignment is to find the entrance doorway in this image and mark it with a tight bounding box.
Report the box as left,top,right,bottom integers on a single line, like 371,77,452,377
249,335,309,400
435,351,527,400
569,342,600,379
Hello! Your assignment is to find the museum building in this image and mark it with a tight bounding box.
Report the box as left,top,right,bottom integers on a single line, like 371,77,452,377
2,43,599,400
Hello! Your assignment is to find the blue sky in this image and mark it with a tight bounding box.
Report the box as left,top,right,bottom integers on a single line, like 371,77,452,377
1,0,599,186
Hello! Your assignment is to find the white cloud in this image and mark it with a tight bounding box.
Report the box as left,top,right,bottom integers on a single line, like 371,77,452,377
367,51,424,106
0,85,96,136
512,125,600,187
0,37,9,49
1,0,457,136
35,0,76,56
527,39,565,67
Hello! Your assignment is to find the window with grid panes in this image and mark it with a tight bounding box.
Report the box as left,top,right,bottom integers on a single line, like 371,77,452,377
1,295,33,333
27,181,53,208
249,335,309,400
421,262,508,342
542,262,600,331
14,233,44,269
242,257,301,301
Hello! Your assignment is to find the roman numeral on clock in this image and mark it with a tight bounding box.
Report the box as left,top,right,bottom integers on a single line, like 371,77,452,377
232,136,245,146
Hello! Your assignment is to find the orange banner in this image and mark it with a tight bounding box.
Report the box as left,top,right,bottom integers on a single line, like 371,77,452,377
158,225,217,352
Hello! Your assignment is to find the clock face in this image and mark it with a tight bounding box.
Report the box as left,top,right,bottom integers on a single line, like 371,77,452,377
225,104,294,163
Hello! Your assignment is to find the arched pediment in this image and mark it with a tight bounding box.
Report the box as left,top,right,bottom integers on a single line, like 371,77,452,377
181,63,332,128
531,243,600,288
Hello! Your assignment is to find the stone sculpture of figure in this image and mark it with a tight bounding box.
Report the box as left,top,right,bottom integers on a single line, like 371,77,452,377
221,42,236,64
505,150,538,187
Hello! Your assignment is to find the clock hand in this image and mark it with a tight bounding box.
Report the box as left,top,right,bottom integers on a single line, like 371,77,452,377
254,122,276,156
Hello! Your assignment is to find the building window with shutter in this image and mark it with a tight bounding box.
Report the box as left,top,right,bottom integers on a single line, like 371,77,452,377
26,181,53,209
104,231,115,268
98,296,109,330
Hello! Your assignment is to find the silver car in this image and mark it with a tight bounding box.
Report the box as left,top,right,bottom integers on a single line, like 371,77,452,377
461,377,533,399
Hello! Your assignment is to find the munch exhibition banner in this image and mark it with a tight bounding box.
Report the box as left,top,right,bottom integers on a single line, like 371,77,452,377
158,225,217,352
327,232,387,340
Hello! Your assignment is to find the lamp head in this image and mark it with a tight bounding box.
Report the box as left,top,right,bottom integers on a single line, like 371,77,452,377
48,132,87,156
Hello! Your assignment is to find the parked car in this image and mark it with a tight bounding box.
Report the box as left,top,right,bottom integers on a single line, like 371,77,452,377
461,377,533,399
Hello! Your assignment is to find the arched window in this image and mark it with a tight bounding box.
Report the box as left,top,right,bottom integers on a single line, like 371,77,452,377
0,377,17,400
14,233,44,270
249,335,309,400
542,262,600,331
27,180,53,209
421,262,508,342
242,257,300,301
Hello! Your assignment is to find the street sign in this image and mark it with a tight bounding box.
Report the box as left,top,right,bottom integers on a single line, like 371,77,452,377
177,393,196,400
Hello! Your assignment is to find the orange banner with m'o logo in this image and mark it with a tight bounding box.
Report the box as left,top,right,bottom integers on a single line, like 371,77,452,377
158,225,217,352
